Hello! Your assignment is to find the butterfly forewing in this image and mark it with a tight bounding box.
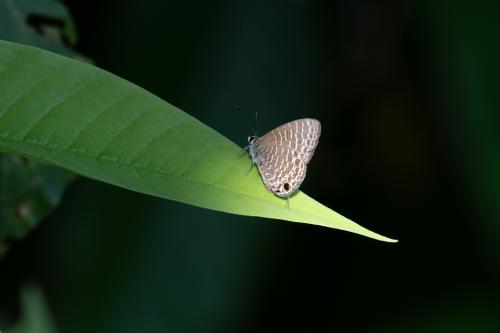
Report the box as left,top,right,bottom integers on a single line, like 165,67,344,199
250,118,321,197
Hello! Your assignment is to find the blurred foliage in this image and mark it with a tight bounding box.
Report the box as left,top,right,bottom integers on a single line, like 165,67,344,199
0,0,79,256
0,0,77,52
3,285,58,333
425,0,500,258
0,155,73,256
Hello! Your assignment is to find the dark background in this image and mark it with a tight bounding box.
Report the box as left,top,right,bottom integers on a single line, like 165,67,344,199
2,0,500,332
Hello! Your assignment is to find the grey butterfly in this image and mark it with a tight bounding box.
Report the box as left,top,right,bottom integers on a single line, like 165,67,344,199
244,118,321,198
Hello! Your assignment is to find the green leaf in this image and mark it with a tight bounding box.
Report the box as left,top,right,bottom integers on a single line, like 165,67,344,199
0,40,397,242
3,284,58,333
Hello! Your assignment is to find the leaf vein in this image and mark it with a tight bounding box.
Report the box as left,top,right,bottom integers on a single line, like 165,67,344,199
65,92,139,149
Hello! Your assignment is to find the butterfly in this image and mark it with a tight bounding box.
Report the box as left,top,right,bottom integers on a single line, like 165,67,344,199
244,118,321,198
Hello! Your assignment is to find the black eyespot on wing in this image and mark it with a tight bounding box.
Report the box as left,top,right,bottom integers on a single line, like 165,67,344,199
283,182,290,191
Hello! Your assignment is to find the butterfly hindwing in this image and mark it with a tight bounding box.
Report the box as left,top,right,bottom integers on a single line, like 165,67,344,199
254,144,307,196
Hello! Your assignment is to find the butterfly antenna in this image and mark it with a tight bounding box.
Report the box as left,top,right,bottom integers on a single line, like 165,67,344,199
236,106,257,136
255,111,259,136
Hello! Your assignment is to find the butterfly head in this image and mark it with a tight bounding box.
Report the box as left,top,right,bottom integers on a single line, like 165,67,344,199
247,135,258,144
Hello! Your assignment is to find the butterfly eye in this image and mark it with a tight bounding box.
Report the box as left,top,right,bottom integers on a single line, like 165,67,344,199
283,183,290,191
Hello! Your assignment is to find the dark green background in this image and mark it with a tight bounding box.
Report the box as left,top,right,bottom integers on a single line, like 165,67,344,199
2,0,500,332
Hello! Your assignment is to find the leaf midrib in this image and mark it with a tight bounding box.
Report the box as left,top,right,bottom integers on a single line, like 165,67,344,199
0,131,297,211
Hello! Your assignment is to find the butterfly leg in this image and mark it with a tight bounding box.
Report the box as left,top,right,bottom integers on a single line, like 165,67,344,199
239,145,249,159
286,196,290,210
245,163,254,176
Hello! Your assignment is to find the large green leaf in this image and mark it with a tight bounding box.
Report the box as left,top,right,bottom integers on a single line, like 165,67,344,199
0,40,396,242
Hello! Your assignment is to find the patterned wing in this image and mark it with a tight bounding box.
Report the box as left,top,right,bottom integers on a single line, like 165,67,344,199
257,118,321,164
253,118,320,197
253,144,307,197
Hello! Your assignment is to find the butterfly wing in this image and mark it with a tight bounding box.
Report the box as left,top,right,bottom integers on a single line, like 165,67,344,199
253,118,321,197
258,118,321,163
